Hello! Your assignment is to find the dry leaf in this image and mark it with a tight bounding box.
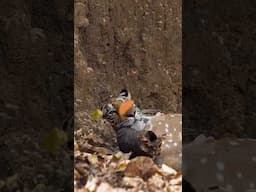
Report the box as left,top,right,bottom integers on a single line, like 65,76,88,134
85,177,98,191
96,182,126,192
75,140,79,151
113,151,123,159
88,154,98,165
147,174,164,191
122,176,144,188
161,164,177,175
115,160,129,172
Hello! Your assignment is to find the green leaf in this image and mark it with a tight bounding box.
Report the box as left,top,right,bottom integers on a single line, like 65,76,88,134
91,109,103,121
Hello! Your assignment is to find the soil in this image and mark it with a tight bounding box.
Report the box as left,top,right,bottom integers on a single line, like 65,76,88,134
75,0,182,114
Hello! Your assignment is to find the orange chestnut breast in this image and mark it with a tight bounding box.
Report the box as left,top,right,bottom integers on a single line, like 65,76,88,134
118,99,134,116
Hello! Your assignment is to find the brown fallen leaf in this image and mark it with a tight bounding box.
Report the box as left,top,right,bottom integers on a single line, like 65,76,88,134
113,151,123,159
115,160,130,172
74,140,79,151
75,163,89,173
74,169,81,180
161,164,177,175
122,176,144,188
96,182,126,192
147,174,165,191
85,177,99,192
79,142,113,155
87,154,99,165
124,156,160,180
169,175,182,185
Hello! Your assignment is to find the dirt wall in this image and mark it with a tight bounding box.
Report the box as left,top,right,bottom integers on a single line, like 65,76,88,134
75,0,182,113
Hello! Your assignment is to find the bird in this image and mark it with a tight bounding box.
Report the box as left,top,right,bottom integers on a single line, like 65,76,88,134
101,89,162,159
105,89,154,131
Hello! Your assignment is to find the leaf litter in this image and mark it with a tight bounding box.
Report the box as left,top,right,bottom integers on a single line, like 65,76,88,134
74,111,182,192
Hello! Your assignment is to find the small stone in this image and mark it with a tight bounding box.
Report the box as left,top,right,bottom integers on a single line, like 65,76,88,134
216,172,224,182
249,182,255,189
200,158,207,164
236,172,243,179
216,161,225,171
161,164,177,175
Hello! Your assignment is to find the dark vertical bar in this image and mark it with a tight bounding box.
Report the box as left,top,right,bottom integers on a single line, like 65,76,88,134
0,0,74,191
183,0,256,191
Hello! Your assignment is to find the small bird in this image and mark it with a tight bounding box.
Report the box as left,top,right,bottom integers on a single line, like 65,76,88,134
109,89,153,131
101,89,162,159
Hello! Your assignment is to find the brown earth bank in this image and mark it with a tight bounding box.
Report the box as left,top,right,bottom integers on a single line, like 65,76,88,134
75,0,182,114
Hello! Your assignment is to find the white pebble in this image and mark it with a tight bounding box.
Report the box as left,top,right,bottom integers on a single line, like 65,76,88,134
249,182,255,188
200,158,207,164
236,172,243,179
229,141,239,146
225,184,233,192
216,161,225,171
216,172,224,182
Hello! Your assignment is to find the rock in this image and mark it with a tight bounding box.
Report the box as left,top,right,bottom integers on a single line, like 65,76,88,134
124,156,160,180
